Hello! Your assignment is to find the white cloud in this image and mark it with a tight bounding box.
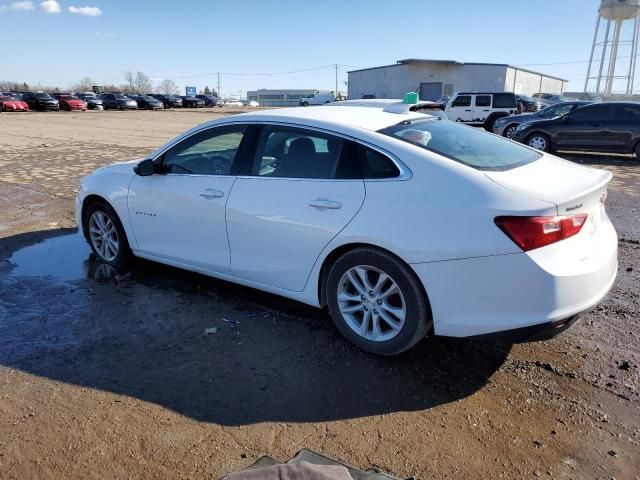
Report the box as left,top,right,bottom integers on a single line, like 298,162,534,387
39,0,60,13
69,5,101,16
0,1,35,12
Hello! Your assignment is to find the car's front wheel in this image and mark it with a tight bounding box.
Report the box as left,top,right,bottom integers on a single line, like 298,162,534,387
84,202,131,266
527,133,550,152
327,248,431,356
504,124,518,139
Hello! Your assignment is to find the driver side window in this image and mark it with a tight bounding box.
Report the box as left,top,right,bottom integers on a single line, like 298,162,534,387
162,125,246,175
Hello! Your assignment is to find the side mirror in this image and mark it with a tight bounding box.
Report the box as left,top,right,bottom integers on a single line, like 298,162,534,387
134,159,155,176
562,116,570,124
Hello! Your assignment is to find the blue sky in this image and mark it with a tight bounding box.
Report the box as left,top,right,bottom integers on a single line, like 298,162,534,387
0,0,609,96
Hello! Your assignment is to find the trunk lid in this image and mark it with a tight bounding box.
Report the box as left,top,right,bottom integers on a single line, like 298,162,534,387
484,154,611,216
485,155,612,252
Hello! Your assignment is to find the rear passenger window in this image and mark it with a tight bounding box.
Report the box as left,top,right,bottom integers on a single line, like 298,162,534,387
252,126,361,179
493,93,516,108
475,95,491,107
359,146,400,179
452,96,471,107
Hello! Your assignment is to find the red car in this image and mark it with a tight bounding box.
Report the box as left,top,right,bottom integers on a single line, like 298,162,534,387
0,96,29,112
54,93,87,111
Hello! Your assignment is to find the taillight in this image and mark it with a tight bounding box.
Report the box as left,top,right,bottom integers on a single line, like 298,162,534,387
495,214,588,252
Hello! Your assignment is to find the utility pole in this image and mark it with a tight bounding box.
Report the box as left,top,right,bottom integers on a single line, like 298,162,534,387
335,64,338,95
217,72,221,98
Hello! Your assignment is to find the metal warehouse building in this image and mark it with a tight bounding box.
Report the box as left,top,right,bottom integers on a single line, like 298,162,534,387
247,89,332,107
347,59,568,101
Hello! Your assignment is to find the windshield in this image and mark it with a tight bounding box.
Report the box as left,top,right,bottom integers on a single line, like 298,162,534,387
114,94,128,100
380,119,541,171
35,93,52,99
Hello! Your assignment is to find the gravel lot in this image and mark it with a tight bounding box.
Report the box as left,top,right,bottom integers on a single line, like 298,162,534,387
0,110,638,480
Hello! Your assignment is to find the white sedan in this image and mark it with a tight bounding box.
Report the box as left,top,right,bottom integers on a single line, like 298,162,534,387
76,100,618,355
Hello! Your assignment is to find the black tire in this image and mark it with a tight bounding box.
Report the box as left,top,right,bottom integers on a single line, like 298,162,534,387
504,124,518,139
301,101,309,107
326,248,431,356
483,114,503,132
526,132,551,152
83,201,132,266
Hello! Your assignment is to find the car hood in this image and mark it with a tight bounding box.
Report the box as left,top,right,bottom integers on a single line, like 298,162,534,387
497,113,539,123
484,154,612,215
94,158,141,176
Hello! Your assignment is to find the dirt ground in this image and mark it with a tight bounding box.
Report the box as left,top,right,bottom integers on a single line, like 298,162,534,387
0,110,638,480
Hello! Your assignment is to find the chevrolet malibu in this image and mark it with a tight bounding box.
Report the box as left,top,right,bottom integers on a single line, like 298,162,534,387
76,102,618,355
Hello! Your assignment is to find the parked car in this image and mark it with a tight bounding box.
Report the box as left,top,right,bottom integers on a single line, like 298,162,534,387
493,101,593,139
132,95,164,110
76,93,104,110
224,99,244,107
434,95,451,109
195,94,223,107
53,93,87,111
247,100,260,107
0,95,29,112
445,92,518,130
76,100,617,355
532,93,579,105
516,95,545,113
150,94,183,108
21,92,60,111
513,101,640,157
101,93,138,110
181,96,205,108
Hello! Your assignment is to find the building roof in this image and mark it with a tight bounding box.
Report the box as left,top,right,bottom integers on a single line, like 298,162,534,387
348,59,568,82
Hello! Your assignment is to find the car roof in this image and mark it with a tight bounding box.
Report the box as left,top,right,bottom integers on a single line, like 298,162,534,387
231,105,427,132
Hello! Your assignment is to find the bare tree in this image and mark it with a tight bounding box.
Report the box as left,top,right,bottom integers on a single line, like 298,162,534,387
74,77,94,92
134,71,153,95
157,79,179,95
123,71,136,94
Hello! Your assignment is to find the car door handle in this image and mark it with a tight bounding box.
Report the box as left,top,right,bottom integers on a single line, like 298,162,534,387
308,199,342,210
199,188,225,199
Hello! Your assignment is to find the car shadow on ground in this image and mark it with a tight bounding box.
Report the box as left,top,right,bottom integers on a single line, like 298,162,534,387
0,229,511,426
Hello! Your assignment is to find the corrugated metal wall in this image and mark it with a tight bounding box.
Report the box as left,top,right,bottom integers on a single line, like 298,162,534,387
348,62,565,99
505,68,565,95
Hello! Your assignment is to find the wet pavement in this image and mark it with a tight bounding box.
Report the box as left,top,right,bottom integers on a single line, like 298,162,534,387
0,113,638,479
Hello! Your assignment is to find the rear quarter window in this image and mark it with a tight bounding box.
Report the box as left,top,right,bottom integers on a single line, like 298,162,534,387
380,119,541,171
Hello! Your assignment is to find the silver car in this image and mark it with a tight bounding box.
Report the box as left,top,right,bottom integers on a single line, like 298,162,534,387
493,101,593,139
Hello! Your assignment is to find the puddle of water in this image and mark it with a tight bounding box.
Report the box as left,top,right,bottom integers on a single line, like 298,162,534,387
9,233,92,281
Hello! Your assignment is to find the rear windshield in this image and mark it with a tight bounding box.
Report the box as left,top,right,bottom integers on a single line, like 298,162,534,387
380,119,541,171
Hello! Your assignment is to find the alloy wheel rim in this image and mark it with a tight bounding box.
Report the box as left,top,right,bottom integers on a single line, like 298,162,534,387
529,136,547,150
337,265,406,342
505,126,517,139
88,211,119,262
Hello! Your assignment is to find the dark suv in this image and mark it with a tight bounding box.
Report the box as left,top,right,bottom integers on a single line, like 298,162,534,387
150,94,183,108
513,102,640,158
21,92,60,111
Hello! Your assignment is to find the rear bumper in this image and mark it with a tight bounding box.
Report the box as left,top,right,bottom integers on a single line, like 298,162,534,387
411,216,618,338
470,312,585,343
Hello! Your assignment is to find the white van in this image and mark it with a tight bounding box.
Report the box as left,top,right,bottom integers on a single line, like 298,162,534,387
299,92,336,106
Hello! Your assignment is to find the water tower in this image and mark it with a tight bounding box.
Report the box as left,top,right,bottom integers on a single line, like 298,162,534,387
585,0,640,94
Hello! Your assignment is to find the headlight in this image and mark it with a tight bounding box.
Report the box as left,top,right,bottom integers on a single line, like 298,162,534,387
495,118,507,126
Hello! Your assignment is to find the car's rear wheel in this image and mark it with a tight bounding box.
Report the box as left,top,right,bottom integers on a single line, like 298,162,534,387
301,101,309,107
326,248,431,356
85,202,131,266
527,133,550,152
504,124,518,139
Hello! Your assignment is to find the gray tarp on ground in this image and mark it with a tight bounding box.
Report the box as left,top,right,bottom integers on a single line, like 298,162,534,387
222,449,413,480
